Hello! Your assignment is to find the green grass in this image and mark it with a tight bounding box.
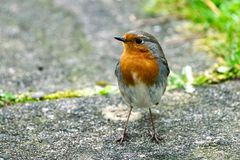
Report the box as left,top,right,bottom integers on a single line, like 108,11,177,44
144,0,240,85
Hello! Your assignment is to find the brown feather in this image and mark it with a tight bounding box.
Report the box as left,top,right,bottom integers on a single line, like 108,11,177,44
120,50,159,86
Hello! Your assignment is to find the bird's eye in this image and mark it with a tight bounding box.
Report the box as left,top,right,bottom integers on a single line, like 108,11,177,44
135,38,144,44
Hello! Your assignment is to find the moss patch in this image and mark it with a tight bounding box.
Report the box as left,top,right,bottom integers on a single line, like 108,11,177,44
0,85,119,107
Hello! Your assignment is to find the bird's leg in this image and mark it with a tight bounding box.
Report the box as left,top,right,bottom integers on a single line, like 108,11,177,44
148,108,162,143
116,106,133,144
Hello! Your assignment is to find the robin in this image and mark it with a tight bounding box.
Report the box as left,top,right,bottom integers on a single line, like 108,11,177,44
114,31,170,144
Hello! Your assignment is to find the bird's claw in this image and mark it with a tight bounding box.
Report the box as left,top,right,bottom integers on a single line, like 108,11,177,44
149,131,164,144
116,132,128,145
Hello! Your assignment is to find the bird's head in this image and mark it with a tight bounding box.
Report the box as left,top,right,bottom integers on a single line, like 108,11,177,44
114,30,164,57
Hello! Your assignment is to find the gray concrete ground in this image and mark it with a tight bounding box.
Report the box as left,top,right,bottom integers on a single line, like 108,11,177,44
1,81,240,159
0,0,240,159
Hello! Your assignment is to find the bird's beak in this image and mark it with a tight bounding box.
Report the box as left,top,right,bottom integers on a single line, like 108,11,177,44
114,36,126,42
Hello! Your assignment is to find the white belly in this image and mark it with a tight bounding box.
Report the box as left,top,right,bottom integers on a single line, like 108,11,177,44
129,83,152,108
119,82,164,108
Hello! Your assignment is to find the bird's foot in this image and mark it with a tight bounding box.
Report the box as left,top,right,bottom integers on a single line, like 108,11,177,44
149,131,164,144
116,132,128,145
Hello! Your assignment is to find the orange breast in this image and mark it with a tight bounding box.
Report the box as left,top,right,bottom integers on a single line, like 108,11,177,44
120,51,159,86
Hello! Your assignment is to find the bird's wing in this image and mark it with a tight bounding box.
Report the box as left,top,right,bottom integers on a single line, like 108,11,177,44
159,57,170,77
115,60,121,78
148,57,169,105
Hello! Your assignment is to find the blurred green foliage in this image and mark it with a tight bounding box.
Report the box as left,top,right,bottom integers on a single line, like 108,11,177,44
144,0,240,85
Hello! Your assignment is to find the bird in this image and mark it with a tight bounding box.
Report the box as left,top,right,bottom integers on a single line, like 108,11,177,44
114,30,169,144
